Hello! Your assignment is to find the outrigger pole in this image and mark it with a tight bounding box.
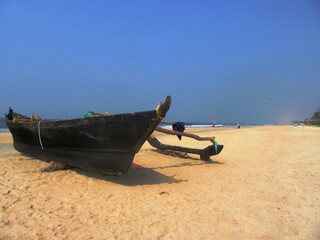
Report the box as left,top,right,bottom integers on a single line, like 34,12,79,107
148,127,223,161
155,127,215,142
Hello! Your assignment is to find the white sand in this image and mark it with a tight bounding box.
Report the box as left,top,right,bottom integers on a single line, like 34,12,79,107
1,126,319,239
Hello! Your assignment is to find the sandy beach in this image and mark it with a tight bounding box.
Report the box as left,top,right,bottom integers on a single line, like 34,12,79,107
0,126,319,239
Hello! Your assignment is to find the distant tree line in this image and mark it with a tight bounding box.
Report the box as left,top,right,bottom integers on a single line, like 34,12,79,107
305,108,320,126
311,108,320,120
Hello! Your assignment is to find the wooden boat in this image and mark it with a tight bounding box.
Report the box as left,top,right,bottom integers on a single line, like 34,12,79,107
5,96,171,174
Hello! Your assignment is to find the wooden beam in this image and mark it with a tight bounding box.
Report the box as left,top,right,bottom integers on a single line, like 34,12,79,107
155,127,215,143
160,121,192,126
148,137,221,160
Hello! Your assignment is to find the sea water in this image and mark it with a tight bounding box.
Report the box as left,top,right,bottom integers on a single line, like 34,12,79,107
0,128,9,133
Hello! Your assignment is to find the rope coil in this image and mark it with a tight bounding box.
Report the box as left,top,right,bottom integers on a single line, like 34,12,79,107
38,121,44,150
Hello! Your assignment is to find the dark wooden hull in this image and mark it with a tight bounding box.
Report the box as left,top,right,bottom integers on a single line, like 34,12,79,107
5,96,171,174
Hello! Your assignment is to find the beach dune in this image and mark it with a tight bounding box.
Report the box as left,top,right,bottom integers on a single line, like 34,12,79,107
1,126,319,239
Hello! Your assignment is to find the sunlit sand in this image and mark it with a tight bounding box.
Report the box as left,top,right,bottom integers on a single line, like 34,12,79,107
1,126,319,239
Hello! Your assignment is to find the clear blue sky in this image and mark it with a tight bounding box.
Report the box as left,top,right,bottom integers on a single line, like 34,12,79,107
1,1,319,124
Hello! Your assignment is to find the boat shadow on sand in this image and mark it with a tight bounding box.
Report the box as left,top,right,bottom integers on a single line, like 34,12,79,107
67,155,223,186
79,158,223,186
95,153,224,186
5,149,222,186
8,153,187,186
73,166,187,186
10,154,188,186
151,160,223,170
73,157,222,186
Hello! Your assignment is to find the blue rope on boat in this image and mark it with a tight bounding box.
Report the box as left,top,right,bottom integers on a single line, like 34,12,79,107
214,141,219,153
38,121,44,150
